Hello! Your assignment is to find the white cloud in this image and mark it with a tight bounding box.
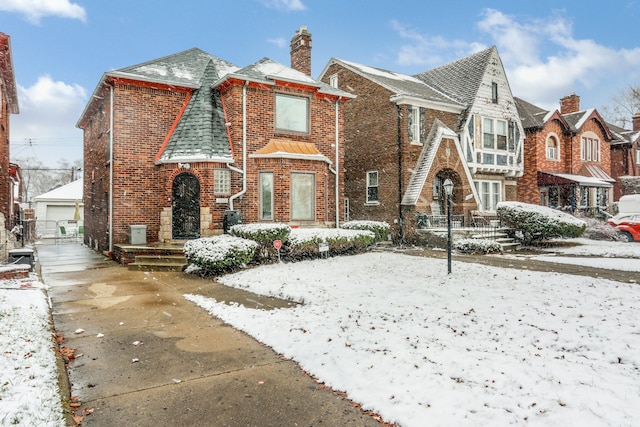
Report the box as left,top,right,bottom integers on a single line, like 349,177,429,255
11,76,86,163
389,8,640,112
0,0,86,24
267,37,287,48
391,20,476,68
259,0,305,11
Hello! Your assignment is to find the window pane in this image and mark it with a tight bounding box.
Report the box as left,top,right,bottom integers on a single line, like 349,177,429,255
496,120,507,150
275,95,308,133
367,171,378,203
291,173,314,220
260,173,273,220
214,169,230,194
483,118,494,148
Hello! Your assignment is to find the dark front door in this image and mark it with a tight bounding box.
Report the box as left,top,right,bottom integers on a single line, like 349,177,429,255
172,172,200,239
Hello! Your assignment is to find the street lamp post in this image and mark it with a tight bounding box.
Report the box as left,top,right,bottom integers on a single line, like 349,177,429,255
443,178,454,274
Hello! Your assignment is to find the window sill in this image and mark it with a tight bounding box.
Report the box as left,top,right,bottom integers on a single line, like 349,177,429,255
364,202,380,206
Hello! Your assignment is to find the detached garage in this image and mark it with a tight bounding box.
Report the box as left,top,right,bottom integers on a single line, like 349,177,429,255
33,179,83,238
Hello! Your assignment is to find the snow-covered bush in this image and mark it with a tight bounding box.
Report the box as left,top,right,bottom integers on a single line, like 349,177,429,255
454,238,503,254
496,202,586,245
229,223,291,259
341,220,390,242
581,218,625,241
183,234,259,275
286,228,375,260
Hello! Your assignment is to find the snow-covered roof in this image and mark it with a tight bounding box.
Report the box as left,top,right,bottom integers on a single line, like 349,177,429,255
33,179,83,201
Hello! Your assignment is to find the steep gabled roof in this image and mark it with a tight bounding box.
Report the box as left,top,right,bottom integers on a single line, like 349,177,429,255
111,47,239,88
0,32,19,114
321,58,458,106
156,60,233,164
414,46,496,106
401,119,479,206
607,121,640,146
514,97,549,129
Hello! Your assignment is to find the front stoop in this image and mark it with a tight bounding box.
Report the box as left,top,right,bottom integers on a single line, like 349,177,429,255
128,254,188,271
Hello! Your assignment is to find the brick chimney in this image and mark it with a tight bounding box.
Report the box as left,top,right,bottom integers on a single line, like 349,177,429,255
560,94,580,114
290,26,312,76
633,112,640,131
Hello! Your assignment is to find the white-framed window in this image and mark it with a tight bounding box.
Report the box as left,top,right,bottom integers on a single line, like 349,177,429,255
329,74,338,88
546,135,559,160
275,94,309,133
366,171,379,204
259,172,274,220
291,173,315,221
491,82,498,104
636,148,640,165
214,169,230,194
408,106,425,144
483,118,507,150
475,180,502,211
581,136,600,161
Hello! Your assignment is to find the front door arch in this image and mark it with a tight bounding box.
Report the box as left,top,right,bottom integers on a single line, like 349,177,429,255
172,172,200,239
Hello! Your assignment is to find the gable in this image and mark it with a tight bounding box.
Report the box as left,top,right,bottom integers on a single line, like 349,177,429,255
402,119,479,206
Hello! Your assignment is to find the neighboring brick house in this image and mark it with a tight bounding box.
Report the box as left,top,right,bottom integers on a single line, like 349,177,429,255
77,27,352,255
319,46,524,240
515,94,615,214
0,33,20,231
608,113,640,199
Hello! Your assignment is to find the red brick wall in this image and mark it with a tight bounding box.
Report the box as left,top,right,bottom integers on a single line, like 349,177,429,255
518,116,612,204
320,63,460,237
0,93,10,227
219,81,344,227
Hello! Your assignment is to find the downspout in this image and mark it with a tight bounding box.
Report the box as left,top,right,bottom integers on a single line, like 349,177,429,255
397,104,403,242
328,97,341,227
228,81,248,210
108,84,114,254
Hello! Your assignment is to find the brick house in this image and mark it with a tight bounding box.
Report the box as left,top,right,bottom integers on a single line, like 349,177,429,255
77,27,352,255
608,113,640,199
515,94,615,213
319,47,524,240
0,33,20,232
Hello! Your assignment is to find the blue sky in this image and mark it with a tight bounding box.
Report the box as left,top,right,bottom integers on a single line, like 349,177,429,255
2,0,640,168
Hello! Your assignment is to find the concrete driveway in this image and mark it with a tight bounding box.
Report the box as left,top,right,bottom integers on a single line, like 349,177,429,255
38,243,383,427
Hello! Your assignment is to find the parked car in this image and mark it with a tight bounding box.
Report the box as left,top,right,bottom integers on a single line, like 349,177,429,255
607,213,640,242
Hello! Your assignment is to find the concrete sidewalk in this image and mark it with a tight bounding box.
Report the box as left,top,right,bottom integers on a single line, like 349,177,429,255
38,243,383,427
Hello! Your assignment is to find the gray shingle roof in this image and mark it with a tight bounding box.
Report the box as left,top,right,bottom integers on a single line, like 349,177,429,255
514,97,549,129
111,48,239,88
414,46,496,106
157,60,233,163
226,57,353,98
329,58,458,105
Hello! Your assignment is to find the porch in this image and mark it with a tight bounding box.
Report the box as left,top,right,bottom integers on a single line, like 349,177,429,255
113,241,187,271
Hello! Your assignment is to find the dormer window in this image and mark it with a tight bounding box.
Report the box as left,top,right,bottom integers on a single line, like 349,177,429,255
491,82,498,104
546,135,559,160
275,94,309,134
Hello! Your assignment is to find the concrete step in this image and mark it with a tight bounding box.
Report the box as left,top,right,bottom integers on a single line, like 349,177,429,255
128,255,187,271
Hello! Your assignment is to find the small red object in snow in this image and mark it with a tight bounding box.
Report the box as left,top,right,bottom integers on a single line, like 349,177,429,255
273,240,282,250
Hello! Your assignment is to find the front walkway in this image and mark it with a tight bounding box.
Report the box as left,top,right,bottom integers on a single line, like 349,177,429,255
37,244,383,427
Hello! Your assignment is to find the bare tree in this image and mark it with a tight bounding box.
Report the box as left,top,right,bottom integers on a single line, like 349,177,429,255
602,83,640,129
13,156,82,203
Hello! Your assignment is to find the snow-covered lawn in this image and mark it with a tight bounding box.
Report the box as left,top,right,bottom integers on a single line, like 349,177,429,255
0,274,65,426
1,238,638,426
186,243,640,426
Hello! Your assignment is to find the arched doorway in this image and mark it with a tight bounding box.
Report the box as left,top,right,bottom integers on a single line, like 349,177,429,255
172,172,200,239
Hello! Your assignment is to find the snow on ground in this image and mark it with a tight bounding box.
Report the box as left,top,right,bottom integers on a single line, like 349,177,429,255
186,244,640,427
0,273,65,427
505,239,640,273
0,238,638,426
